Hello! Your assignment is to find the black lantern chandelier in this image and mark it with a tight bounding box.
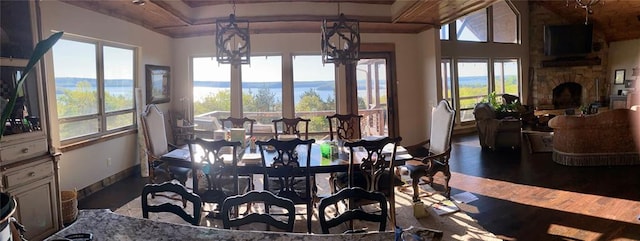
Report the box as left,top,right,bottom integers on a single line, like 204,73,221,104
321,4,360,66
216,0,250,66
567,0,604,25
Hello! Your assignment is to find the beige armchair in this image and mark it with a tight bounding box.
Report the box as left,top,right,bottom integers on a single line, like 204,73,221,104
140,104,191,186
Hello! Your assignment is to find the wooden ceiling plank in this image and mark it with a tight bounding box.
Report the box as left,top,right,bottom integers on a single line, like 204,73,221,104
182,0,396,8
60,0,640,41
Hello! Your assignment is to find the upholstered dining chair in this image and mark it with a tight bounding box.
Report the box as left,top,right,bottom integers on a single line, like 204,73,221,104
141,182,202,226
318,186,388,234
255,138,315,233
186,137,251,218
333,136,403,227
272,117,310,140
404,100,455,200
326,114,363,141
219,117,256,138
221,190,296,232
140,104,191,187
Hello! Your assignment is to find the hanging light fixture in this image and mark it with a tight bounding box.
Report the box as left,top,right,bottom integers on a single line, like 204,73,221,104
216,0,250,66
566,0,604,25
321,3,360,66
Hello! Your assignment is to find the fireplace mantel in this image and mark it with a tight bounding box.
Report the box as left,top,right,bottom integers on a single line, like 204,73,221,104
542,57,601,68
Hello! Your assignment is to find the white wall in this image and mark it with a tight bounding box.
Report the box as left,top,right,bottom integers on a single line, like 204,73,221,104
39,0,173,191
172,31,437,146
608,39,640,95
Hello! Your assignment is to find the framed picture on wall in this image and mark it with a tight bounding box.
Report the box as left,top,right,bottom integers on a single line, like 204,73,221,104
624,79,634,88
614,69,625,85
145,65,171,104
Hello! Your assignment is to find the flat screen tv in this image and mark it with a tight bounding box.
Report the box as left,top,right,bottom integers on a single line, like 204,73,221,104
544,24,593,57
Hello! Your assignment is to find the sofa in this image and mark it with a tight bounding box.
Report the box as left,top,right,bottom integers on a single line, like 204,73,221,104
547,109,640,166
473,103,522,150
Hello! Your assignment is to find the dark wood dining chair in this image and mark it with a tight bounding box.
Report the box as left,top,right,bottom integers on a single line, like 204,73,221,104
186,137,251,218
221,190,296,232
219,116,256,138
318,186,387,234
333,136,403,227
326,113,363,141
255,138,315,233
141,182,202,226
272,117,310,140
404,100,455,200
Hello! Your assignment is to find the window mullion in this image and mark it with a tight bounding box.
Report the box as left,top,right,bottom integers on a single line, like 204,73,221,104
96,42,106,133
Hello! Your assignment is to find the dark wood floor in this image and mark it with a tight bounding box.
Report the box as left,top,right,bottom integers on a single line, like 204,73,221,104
79,133,640,240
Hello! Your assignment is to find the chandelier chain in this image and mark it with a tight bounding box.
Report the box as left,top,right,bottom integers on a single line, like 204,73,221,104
567,0,603,25
232,0,236,15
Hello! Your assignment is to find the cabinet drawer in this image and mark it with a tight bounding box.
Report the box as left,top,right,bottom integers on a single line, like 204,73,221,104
0,138,48,164
4,161,53,189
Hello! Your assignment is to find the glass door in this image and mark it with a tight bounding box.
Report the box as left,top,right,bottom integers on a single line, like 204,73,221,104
346,52,398,138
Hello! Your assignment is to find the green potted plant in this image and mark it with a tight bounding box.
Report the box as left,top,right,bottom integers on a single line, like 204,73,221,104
0,32,63,141
481,92,521,119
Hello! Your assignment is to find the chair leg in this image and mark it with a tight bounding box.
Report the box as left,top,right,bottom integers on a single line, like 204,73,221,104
244,176,254,215
307,203,313,233
443,166,452,199
328,174,340,211
412,176,420,202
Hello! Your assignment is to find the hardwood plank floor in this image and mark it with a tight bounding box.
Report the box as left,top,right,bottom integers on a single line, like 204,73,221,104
79,133,640,240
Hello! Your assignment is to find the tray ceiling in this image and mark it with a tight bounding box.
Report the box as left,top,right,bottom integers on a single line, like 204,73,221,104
60,0,640,42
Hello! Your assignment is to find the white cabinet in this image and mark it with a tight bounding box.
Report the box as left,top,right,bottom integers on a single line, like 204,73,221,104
2,157,60,241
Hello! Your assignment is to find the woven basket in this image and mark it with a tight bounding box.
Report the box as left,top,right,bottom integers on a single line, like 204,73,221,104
61,190,78,224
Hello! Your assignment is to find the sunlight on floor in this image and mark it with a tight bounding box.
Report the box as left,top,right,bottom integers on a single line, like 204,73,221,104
547,224,603,240
449,172,640,225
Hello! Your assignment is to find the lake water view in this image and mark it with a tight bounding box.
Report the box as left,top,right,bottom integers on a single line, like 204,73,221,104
55,76,495,103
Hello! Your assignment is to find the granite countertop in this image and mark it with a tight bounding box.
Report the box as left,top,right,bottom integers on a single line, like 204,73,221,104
45,209,440,241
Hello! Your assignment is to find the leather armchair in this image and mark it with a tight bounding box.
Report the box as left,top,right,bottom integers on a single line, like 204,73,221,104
473,103,521,150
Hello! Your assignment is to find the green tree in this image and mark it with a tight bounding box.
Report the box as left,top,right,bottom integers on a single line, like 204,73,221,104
194,89,231,115
254,87,279,112
296,89,325,111
296,89,332,132
242,90,256,112
57,81,97,117
56,81,134,139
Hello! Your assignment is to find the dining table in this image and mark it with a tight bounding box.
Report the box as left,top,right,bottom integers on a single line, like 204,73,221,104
166,137,413,193
44,209,443,241
179,137,412,227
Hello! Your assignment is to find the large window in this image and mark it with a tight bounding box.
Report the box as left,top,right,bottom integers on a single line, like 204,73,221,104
241,55,282,125
456,9,487,42
492,1,518,43
494,59,519,96
440,0,523,124
292,55,335,137
457,60,489,122
193,57,231,115
441,59,453,101
53,38,135,142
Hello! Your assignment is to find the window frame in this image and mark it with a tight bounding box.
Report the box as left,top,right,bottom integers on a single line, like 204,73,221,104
439,0,523,125
54,36,138,145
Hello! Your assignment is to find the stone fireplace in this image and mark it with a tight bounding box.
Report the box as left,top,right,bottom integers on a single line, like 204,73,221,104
552,82,582,109
532,72,604,109
529,4,609,110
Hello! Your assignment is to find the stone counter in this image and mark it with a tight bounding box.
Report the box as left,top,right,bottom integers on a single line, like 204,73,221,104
45,209,442,241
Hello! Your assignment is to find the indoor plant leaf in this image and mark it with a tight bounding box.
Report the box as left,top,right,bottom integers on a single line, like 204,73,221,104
0,31,64,139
